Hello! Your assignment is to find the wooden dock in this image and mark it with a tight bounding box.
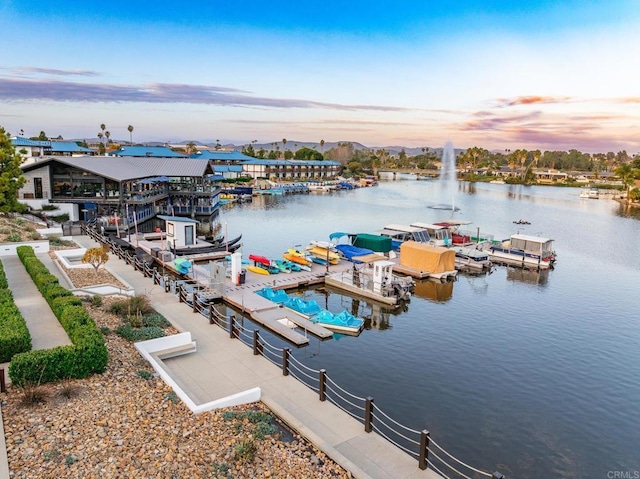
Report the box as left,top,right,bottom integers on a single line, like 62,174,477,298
222,273,335,345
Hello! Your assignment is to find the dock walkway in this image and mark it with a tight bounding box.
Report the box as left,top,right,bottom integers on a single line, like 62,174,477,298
72,234,442,479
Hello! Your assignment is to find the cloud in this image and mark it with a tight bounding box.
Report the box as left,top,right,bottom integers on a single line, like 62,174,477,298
495,95,572,107
618,97,640,104
0,77,409,112
13,67,101,77
461,111,542,131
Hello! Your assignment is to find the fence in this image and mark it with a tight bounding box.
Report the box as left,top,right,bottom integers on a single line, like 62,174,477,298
81,224,505,479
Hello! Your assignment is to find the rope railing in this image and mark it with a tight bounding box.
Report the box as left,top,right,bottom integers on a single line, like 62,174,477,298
288,354,321,375
428,437,493,478
371,423,421,457
77,223,505,479
427,458,453,479
325,375,366,403
324,381,366,413
370,410,421,447
428,449,476,479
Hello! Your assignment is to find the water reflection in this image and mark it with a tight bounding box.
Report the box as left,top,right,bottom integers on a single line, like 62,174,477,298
505,266,550,286
413,279,454,302
615,202,640,219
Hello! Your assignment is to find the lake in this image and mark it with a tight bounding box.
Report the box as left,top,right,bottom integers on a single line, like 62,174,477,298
214,180,640,479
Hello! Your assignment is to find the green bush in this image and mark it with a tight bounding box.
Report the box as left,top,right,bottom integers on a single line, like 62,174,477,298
0,261,31,362
115,325,165,342
142,312,170,328
9,246,108,386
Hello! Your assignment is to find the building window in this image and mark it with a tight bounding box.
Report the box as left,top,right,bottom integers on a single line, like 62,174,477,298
34,178,43,199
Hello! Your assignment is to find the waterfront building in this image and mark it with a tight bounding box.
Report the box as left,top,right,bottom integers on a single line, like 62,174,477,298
18,156,221,223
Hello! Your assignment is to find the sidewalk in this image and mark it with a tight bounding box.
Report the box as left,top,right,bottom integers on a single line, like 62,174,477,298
74,235,440,479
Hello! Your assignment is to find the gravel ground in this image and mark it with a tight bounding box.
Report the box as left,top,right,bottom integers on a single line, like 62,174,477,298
1,298,351,478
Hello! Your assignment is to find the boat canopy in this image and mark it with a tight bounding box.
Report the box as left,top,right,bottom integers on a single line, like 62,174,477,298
510,234,554,253
353,234,393,253
399,241,456,273
329,231,350,242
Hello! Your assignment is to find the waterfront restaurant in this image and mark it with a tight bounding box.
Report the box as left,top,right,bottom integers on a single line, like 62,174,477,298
18,156,222,223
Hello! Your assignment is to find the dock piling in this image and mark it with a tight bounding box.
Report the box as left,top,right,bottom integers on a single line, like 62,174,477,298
282,348,290,376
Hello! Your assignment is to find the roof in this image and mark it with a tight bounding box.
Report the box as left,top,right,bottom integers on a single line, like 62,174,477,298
111,146,187,158
240,159,341,166
212,165,244,173
511,234,553,243
49,141,94,153
11,137,49,147
21,156,215,182
157,215,200,224
191,150,254,161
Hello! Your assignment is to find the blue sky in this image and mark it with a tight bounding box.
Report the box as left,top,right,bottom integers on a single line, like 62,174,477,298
1,0,639,153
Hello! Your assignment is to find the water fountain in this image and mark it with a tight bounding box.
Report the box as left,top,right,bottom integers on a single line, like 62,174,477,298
429,141,460,212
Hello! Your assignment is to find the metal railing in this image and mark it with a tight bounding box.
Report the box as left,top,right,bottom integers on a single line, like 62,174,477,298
80,224,505,479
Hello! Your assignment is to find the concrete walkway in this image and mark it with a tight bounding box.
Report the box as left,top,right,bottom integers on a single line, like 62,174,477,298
73,235,441,479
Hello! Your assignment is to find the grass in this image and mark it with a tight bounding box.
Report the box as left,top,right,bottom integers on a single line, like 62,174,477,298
19,383,51,407
58,379,81,401
234,439,257,463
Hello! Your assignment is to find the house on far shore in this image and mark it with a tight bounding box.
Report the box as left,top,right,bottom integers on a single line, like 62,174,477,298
11,137,95,163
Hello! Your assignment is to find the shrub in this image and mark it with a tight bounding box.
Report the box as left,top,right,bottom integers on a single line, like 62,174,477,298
0,262,31,362
115,325,165,342
9,246,108,386
58,379,81,400
142,312,170,328
234,439,257,463
6,231,22,242
137,370,153,380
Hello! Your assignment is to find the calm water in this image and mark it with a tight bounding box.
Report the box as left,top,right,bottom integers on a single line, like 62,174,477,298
215,181,640,479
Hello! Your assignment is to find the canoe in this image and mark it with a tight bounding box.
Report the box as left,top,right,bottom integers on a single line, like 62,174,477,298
306,245,340,264
249,254,271,266
247,265,270,275
283,252,312,266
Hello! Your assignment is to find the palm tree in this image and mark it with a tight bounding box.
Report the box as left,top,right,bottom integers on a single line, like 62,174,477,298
320,139,325,153
105,131,111,145
186,141,197,155
127,125,134,144
615,163,635,203
282,138,287,158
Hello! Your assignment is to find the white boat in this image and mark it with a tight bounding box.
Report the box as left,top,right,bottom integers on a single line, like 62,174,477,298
488,234,556,269
324,255,414,305
376,224,432,250
410,222,453,247
451,246,492,272
580,187,599,199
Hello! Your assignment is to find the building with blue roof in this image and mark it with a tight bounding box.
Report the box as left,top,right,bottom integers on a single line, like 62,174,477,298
191,150,254,162
11,137,95,159
239,158,341,180
109,145,188,158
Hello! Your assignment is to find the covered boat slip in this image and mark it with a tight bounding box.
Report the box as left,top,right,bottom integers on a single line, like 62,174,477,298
395,241,458,280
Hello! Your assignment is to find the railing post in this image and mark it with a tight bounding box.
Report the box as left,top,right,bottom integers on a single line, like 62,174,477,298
229,315,236,339
192,292,198,313
253,330,260,355
208,303,214,324
418,429,430,470
0,368,6,393
492,473,505,479
178,286,184,303
365,397,374,433
282,348,290,376
319,369,326,401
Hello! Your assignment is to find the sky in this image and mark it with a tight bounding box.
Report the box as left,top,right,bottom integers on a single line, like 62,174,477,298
1,0,639,153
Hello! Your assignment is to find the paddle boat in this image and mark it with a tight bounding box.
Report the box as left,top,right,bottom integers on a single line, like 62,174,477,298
256,287,290,304
173,257,192,275
312,310,364,335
